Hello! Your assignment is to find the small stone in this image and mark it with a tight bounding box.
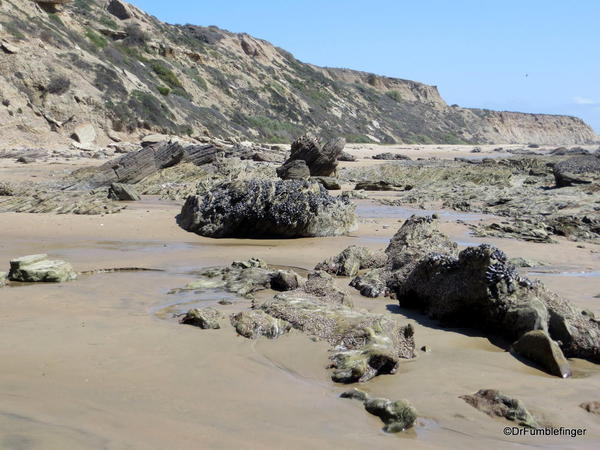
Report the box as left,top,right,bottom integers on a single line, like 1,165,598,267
512,330,572,378
580,401,600,415
218,299,233,305
180,307,223,329
230,310,291,339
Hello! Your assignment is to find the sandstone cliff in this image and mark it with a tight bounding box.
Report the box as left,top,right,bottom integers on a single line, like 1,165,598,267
0,0,597,148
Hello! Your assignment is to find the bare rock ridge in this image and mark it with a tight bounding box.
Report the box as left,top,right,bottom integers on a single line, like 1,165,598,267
0,0,597,149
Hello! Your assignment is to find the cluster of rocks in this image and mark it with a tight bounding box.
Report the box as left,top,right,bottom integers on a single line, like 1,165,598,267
277,134,345,180
318,216,599,378
176,258,415,384
0,189,126,214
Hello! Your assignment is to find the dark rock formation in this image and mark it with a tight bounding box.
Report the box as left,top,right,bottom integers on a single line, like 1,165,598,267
278,134,345,177
460,389,538,428
178,180,356,238
395,244,600,369
310,176,341,190
354,181,403,191
553,154,600,187
338,151,356,162
107,0,133,20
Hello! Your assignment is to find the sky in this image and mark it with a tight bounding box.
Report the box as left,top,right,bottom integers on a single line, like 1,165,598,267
129,0,600,132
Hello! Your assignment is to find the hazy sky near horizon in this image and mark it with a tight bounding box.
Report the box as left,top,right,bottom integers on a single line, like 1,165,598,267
129,0,600,132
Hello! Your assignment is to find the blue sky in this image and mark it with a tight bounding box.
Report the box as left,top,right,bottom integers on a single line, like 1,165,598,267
129,0,600,132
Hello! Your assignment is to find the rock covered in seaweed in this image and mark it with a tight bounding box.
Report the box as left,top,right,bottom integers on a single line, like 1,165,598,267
460,389,538,428
8,254,77,283
178,179,357,238
180,307,223,329
230,310,291,339
315,245,387,277
341,389,417,433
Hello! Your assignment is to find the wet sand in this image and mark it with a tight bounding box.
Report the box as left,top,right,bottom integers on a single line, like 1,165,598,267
1,158,599,449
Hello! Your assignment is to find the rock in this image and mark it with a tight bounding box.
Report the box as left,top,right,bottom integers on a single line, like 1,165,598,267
141,134,170,147
0,272,7,287
279,134,345,177
16,156,35,164
338,151,356,162
107,183,141,201
270,270,299,291
460,389,538,428
8,254,77,283
276,159,310,180
364,397,417,432
303,270,351,306
549,146,589,156
341,190,367,199
509,257,545,268
354,181,402,191
71,123,96,145
340,390,417,433
180,307,223,329
310,176,341,190
218,299,233,305
580,401,600,415
512,330,571,378
553,155,600,187
107,0,134,20
340,388,369,402
261,292,415,382
0,40,19,54
178,180,357,238
372,153,411,160
350,268,388,298
315,245,387,277
230,310,291,339
395,243,600,365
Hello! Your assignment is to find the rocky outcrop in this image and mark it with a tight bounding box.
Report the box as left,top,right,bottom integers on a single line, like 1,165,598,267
8,254,77,283
341,389,417,433
553,154,600,187
354,181,403,191
395,244,600,369
460,389,538,428
278,135,345,177
276,159,310,180
106,0,134,20
261,292,415,382
178,180,356,238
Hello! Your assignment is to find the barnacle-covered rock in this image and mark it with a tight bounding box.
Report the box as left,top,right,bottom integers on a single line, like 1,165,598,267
178,179,356,238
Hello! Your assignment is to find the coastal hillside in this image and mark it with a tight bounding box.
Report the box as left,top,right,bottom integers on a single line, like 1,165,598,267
0,0,597,148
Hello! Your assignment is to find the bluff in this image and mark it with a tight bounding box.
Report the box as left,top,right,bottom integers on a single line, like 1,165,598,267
0,0,597,148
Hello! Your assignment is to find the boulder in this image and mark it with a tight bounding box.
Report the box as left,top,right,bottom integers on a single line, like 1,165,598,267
341,390,417,433
71,123,96,146
108,182,141,201
178,180,357,238
107,0,134,20
180,307,223,329
512,330,571,378
8,254,77,283
350,268,388,298
553,155,600,187
230,310,291,339
141,134,170,147
270,270,299,291
395,244,600,368
315,245,387,277
460,389,538,428
276,159,310,180
310,176,341,190
279,134,345,177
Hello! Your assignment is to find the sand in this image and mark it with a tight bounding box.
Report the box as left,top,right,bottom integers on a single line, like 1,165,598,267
0,150,599,449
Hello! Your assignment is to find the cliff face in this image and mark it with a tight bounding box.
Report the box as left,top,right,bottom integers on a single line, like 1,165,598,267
0,0,597,148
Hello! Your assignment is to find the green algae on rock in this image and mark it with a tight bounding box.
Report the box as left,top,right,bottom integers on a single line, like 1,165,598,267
8,254,77,283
